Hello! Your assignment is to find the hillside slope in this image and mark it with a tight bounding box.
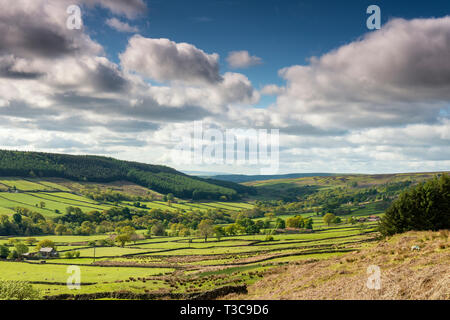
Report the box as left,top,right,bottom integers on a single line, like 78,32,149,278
0,150,254,200
224,230,449,300
210,173,334,183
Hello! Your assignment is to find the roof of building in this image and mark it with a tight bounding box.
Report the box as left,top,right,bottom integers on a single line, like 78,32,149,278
39,247,55,253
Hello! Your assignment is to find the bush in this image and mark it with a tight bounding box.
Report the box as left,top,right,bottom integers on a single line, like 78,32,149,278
7,250,19,260
379,174,450,236
0,245,10,259
323,213,336,226
0,280,41,300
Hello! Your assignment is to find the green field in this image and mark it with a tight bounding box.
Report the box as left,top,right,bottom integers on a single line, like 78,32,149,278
0,178,253,218
0,214,378,299
0,175,406,300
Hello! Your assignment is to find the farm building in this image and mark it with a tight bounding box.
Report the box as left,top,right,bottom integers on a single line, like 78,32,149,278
39,247,59,258
22,252,37,259
368,215,381,222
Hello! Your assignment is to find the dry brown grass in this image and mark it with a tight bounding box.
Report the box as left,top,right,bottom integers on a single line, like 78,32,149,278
58,179,162,198
222,230,449,300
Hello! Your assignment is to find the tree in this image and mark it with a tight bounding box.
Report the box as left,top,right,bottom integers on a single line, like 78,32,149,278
14,243,28,256
286,216,304,229
275,218,286,229
0,245,10,259
0,280,41,300
39,202,46,209
80,221,95,235
379,174,450,236
304,218,313,230
8,250,19,260
236,218,260,235
346,217,356,225
256,220,265,230
198,219,214,242
213,226,225,241
151,222,165,236
55,224,67,235
12,214,22,225
36,239,56,251
323,213,336,226
115,233,131,247
224,224,236,236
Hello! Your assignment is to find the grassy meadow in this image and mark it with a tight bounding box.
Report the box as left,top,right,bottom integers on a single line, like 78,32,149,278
0,174,411,300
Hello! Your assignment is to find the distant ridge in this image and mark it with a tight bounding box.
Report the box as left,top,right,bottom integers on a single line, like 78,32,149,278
209,173,335,183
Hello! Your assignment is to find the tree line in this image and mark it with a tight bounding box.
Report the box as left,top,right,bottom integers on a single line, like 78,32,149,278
0,150,255,200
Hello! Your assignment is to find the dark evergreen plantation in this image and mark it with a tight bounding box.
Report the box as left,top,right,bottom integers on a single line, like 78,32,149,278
379,174,450,236
0,150,255,200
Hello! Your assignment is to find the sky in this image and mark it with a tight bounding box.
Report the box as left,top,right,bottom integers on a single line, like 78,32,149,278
0,0,449,175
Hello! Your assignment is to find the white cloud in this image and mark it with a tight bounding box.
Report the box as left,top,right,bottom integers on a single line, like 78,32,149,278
106,18,139,33
0,3,448,174
120,35,222,84
227,50,262,69
269,16,450,131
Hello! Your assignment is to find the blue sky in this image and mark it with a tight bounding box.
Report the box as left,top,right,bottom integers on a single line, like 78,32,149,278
84,0,450,107
0,0,449,174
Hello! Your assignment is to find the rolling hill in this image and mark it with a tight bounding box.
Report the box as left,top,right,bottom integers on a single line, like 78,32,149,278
0,150,254,200
243,172,449,201
210,173,335,183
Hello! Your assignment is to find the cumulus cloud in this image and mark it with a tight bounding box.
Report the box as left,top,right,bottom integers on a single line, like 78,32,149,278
227,50,263,69
120,36,222,84
0,0,102,59
0,55,44,79
0,2,448,174
270,16,450,131
106,18,139,33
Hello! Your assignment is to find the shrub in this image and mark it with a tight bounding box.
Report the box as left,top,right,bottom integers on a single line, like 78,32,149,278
7,250,19,260
323,213,336,226
0,280,41,300
0,245,10,259
14,243,29,255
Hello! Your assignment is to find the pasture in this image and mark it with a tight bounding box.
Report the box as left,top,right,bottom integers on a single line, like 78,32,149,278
0,216,378,299
0,177,385,300
0,178,253,217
